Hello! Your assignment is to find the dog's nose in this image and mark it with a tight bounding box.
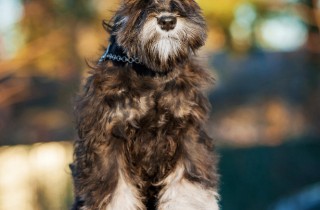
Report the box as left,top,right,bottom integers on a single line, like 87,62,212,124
157,16,177,31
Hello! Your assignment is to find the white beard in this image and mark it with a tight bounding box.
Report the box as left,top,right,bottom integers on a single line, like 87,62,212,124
141,16,186,63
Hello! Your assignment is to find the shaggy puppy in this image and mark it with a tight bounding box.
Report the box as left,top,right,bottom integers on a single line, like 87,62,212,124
71,0,220,209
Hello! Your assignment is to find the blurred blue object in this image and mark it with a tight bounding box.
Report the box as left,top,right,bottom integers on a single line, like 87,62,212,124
270,183,320,210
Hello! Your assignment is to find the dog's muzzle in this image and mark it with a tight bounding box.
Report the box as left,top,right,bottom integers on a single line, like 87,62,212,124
157,16,177,31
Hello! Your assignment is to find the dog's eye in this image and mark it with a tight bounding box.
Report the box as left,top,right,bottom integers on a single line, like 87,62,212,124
170,1,178,11
170,1,187,16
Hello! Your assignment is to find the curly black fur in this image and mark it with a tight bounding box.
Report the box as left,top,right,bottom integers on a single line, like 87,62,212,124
71,0,219,209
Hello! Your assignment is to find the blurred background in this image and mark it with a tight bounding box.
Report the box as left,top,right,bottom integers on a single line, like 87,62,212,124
0,0,319,209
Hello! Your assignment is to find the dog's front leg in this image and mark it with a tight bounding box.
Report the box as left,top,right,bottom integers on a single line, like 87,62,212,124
72,134,145,210
104,154,146,210
157,163,219,210
157,131,220,210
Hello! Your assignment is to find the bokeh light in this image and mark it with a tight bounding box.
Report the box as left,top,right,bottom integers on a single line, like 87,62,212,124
257,14,308,51
0,0,23,58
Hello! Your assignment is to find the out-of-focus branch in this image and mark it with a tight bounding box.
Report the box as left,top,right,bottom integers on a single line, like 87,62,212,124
0,27,69,108
0,27,68,77
0,79,30,107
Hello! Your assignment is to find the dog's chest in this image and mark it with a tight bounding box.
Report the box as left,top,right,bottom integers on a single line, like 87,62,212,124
124,89,186,179
101,70,203,179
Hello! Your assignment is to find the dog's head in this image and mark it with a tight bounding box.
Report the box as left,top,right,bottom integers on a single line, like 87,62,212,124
107,0,207,72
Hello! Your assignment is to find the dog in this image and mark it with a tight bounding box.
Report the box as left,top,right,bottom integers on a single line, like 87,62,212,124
71,0,220,209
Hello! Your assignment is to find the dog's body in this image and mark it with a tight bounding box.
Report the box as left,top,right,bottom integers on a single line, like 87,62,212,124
71,0,219,209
